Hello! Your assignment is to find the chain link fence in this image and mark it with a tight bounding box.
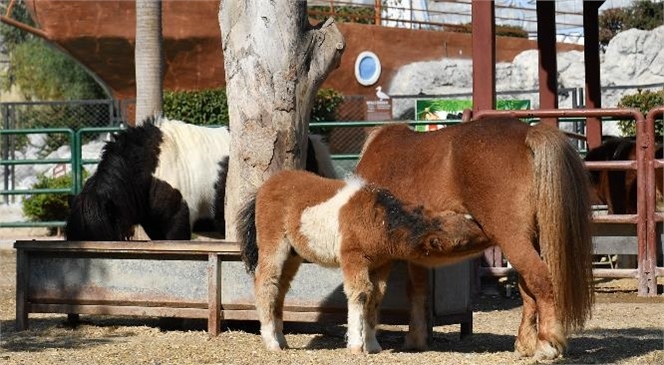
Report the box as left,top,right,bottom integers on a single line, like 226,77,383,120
1,100,125,203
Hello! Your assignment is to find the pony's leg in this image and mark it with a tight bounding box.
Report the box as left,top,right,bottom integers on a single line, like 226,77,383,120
514,276,538,357
341,260,382,354
143,180,191,240
364,263,393,353
403,263,429,351
272,254,304,348
501,241,566,360
254,237,294,351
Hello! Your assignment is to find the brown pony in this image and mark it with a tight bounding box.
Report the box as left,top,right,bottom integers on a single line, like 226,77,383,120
355,117,594,360
237,170,490,354
584,136,664,214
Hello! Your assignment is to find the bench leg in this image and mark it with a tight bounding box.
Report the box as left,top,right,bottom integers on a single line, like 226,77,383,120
208,253,221,336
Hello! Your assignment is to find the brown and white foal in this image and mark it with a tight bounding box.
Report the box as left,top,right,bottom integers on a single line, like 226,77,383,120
237,170,489,354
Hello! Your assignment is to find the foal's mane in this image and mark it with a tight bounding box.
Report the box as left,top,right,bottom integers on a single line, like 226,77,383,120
373,187,439,245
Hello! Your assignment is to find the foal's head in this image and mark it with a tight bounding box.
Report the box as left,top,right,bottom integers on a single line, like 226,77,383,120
375,189,490,261
417,211,490,259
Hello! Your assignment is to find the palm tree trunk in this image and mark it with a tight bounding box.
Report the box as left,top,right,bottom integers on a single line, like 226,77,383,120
134,0,163,126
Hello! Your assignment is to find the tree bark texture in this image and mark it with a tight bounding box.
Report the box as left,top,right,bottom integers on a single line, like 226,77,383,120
135,0,163,125
220,0,345,240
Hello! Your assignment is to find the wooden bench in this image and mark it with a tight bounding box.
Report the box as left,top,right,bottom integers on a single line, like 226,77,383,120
14,240,475,336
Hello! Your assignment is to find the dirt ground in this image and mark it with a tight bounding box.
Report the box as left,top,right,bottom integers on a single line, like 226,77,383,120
1,247,663,365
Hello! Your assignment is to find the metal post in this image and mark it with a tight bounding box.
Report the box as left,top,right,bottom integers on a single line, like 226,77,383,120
536,1,558,126
2,103,9,204
584,1,602,149
471,0,496,114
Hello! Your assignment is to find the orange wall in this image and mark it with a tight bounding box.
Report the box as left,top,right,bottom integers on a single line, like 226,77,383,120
26,0,583,99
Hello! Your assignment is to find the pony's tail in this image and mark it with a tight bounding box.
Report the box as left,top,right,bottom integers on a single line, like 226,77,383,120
237,195,259,276
526,123,595,333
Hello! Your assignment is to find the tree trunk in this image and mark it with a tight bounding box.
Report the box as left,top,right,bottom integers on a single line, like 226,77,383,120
220,1,345,240
135,0,163,125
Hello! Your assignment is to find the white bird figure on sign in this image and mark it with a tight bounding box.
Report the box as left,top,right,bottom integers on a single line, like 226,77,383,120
375,86,390,100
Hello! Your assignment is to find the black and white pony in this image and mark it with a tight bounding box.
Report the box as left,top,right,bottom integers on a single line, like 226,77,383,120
65,117,337,241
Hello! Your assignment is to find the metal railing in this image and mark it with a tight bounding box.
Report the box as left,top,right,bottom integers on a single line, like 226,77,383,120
0,126,123,228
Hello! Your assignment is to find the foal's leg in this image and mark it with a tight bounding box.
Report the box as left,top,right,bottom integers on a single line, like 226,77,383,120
341,259,382,354
403,263,429,351
272,254,304,348
254,237,295,351
501,239,565,360
364,263,393,352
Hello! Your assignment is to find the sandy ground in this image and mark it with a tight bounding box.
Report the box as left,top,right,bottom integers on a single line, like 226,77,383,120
0,240,663,365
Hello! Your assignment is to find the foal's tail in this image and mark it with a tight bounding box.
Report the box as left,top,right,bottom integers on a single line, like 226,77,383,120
526,124,595,333
237,196,259,275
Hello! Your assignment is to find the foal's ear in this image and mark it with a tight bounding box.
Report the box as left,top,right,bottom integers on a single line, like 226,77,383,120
428,236,443,250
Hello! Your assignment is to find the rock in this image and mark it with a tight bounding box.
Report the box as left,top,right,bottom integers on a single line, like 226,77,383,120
388,25,664,137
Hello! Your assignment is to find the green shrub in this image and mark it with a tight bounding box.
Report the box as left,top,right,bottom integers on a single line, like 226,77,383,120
163,88,229,126
445,23,529,38
310,88,344,138
163,87,344,128
309,5,375,25
22,171,85,234
617,89,664,136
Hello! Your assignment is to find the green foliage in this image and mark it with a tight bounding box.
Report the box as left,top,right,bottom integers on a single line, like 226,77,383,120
310,88,344,137
309,5,375,25
162,87,344,128
1,0,105,100
163,88,229,126
0,0,34,49
599,0,664,47
311,88,345,123
7,39,106,100
617,89,664,136
445,23,529,38
22,170,88,233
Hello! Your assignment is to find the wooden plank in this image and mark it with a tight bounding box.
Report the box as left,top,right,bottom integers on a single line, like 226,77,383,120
30,303,209,318
15,249,29,331
14,240,241,255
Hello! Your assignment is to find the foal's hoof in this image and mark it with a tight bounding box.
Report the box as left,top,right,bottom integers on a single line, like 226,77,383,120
365,342,383,354
348,345,364,355
263,339,288,352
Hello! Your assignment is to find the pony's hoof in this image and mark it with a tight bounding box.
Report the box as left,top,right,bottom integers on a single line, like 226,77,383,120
534,340,562,360
514,338,535,357
402,333,427,351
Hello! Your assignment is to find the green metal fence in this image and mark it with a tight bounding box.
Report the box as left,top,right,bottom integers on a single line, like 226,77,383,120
1,118,581,229
0,126,124,228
